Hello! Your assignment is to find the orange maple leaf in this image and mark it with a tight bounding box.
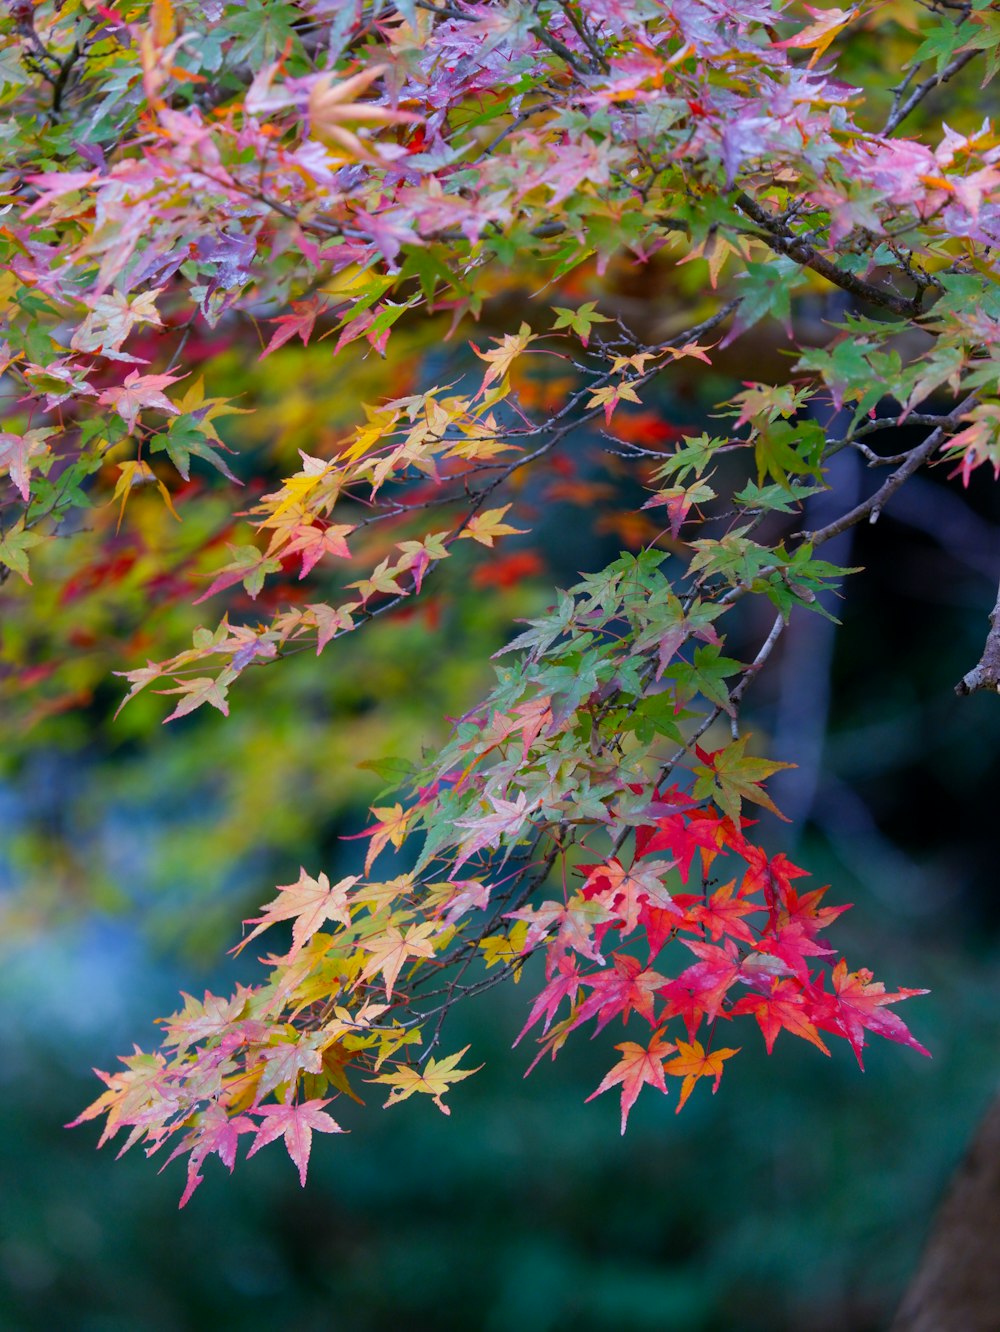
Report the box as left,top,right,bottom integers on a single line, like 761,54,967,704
663,1039,740,1112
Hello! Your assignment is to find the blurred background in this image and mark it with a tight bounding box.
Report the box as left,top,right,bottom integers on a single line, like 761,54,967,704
1,264,999,1332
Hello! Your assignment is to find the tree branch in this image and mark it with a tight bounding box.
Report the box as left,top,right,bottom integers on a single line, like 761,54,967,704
803,397,977,546
955,578,1000,697
735,192,925,319
883,48,979,136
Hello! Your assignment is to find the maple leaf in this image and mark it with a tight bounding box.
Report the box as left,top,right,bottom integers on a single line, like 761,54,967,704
168,1103,257,1208
453,791,536,869
111,460,181,533
363,804,411,874
358,922,437,999
583,857,680,934
309,64,419,162
551,301,611,347
193,544,283,603
160,988,250,1053
671,938,743,1023
156,672,234,724
247,1100,345,1187
572,953,668,1035
686,879,758,944
585,1032,676,1134
236,869,357,959
374,1046,482,1114
692,736,792,822
815,961,930,1069
71,288,163,357
458,505,528,548
664,341,714,366
171,376,252,448
255,1036,325,1103
98,370,185,432
663,1039,740,1113
507,892,615,964
307,601,356,653
514,950,583,1045
68,1047,173,1147
260,297,327,359
637,810,726,883
471,323,536,396
731,979,831,1056
0,428,56,502
282,522,354,579
587,381,642,425
775,6,859,67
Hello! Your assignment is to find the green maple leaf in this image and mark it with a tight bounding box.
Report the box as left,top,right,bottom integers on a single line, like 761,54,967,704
692,736,793,822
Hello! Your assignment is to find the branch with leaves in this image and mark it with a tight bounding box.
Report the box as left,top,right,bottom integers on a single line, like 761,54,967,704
0,0,996,1199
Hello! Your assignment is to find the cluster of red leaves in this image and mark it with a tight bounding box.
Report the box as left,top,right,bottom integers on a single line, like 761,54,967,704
515,801,928,1133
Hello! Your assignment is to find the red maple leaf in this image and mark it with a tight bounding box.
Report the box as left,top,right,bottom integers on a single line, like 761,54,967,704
731,978,831,1055
685,878,759,944
260,297,326,359
636,809,725,882
811,960,930,1068
671,937,743,1021
571,953,666,1035
514,950,583,1045
166,1103,257,1208
586,1031,676,1134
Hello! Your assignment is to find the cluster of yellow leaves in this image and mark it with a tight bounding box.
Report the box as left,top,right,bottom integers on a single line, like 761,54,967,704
116,377,531,718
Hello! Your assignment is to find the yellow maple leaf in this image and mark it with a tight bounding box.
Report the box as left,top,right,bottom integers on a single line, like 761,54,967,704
111,460,180,533
358,922,437,999
775,6,858,67
459,504,527,548
372,1045,482,1114
309,64,419,162
471,322,536,396
364,804,411,873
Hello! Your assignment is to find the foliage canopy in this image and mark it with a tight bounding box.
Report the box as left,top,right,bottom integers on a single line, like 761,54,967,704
2,0,996,1202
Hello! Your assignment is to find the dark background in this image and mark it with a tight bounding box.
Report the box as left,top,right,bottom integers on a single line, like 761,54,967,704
3,467,999,1332
1,339,998,1332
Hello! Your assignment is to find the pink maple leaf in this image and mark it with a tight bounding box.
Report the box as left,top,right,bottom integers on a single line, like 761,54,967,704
247,1099,345,1186
98,370,185,432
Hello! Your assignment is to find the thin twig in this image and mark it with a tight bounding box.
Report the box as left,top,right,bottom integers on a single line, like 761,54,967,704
803,396,977,545
883,48,978,135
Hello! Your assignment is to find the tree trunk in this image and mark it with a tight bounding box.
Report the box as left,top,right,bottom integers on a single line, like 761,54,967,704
891,1088,1000,1332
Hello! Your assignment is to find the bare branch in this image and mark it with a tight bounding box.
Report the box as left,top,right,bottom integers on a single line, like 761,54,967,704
883,48,979,135
803,397,977,546
955,580,1000,697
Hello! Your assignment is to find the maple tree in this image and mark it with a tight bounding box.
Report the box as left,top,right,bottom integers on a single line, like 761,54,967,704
3,0,997,1206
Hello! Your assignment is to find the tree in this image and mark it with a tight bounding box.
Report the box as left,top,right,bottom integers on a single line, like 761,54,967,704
2,0,995,1211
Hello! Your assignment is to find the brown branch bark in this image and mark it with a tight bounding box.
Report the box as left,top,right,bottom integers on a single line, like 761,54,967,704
883,48,979,136
734,193,925,319
891,1089,1000,1332
955,579,1000,697
803,397,977,546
